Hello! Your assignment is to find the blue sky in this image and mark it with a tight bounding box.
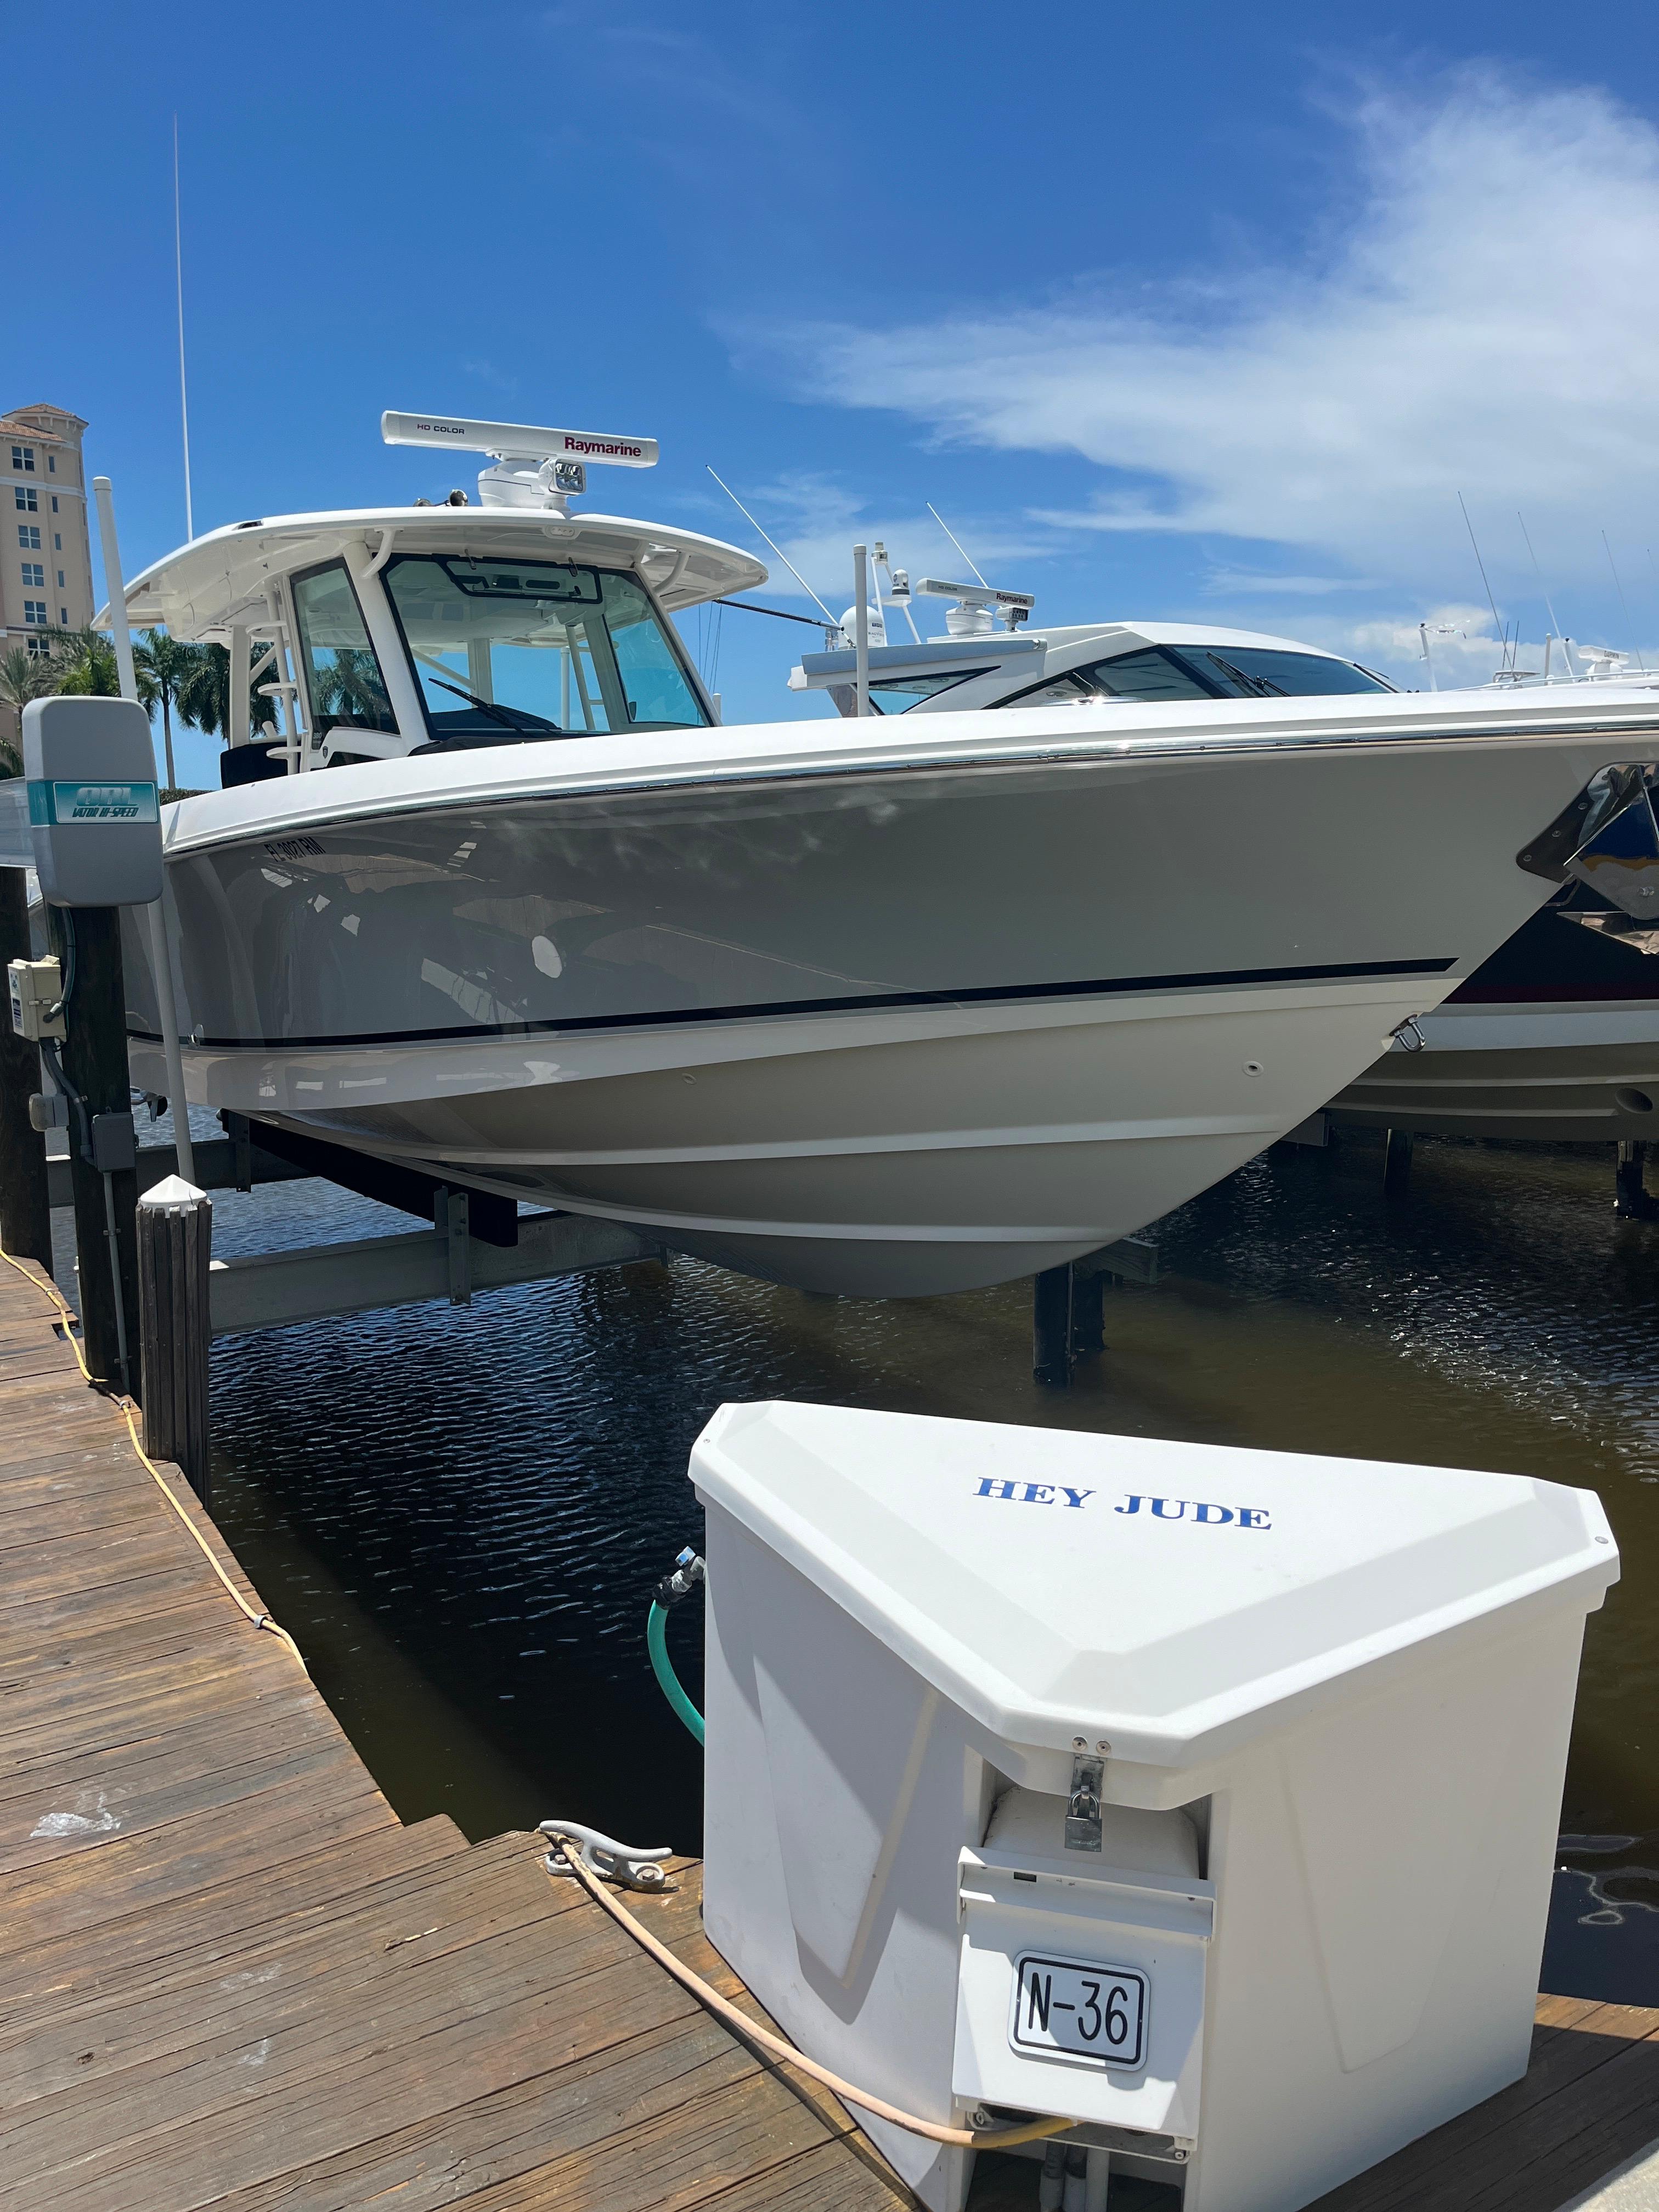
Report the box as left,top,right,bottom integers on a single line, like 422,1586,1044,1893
20,1,1659,785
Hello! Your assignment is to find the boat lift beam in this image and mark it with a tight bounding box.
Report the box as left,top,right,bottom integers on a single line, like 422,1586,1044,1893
222,1113,522,1246
47,1128,661,1337
206,1208,661,1338
47,1132,307,1210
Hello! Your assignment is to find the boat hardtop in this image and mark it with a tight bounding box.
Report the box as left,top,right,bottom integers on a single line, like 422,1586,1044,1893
109,503,766,642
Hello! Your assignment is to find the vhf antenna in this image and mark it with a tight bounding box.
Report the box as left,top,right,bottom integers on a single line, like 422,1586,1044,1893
706,467,840,630
173,115,194,541
927,503,988,588
1517,511,1567,670
1602,530,1647,672
1458,493,1506,667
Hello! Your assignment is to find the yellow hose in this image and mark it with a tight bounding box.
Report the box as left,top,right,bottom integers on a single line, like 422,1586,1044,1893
544,1835,1073,2153
0,1242,306,1671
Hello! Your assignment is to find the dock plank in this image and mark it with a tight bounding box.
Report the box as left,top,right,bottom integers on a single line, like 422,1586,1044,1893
0,1812,468,2027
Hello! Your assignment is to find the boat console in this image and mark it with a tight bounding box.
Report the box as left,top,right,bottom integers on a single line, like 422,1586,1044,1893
104,411,765,787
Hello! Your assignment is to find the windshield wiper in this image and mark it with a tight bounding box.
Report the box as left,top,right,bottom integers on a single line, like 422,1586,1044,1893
1203,653,1286,699
428,678,562,734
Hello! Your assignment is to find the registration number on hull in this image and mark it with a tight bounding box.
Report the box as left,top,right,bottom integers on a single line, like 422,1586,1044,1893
1010,1953,1148,2070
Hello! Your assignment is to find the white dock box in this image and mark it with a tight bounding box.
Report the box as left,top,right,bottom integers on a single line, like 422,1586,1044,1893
693,1403,1617,2212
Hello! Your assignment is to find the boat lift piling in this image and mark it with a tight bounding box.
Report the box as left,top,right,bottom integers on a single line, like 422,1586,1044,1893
46,901,142,1392
1031,1261,1073,1387
1383,1125,1415,1197
1615,1139,1659,1219
1032,1238,1159,1387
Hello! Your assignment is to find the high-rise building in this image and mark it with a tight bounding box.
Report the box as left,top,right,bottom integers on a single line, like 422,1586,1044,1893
1,404,93,746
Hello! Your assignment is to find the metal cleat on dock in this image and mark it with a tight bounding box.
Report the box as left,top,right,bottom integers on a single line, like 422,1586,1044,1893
539,1819,673,1892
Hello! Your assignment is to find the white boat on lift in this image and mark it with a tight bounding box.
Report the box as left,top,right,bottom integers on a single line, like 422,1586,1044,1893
110,417,1659,1295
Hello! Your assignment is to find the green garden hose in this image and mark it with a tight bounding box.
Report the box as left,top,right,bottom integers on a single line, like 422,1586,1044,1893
648,1548,706,1745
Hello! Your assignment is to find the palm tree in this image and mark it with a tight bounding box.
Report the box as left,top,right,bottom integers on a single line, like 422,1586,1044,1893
0,647,57,775
50,627,127,699
133,629,204,789
311,647,391,727
179,642,278,747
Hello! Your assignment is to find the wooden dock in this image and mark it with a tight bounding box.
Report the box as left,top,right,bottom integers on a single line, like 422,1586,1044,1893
0,1248,1655,2211
0,1254,910,2210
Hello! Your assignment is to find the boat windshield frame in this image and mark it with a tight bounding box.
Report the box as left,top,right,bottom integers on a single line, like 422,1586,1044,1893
288,556,403,742
380,550,715,745
996,641,1396,709
868,665,1000,713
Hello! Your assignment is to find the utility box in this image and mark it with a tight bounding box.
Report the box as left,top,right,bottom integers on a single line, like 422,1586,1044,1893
694,1404,1617,2212
21,696,161,908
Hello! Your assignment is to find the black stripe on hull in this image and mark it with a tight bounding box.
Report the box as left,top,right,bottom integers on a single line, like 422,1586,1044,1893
127,956,1456,1056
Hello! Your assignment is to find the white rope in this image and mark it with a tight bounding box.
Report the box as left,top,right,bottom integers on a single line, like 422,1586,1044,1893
539,1823,1073,2153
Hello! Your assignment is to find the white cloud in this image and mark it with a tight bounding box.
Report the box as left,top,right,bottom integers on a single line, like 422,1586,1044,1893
1343,603,1509,686
460,358,517,395
763,72,1659,598
1257,602,1659,690
1203,569,1380,597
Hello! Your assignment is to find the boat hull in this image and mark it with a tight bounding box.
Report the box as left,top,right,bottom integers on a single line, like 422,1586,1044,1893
125,718,1659,1294
1329,1011,1659,1145
1329,901,1659,1144
141,977,1423,1294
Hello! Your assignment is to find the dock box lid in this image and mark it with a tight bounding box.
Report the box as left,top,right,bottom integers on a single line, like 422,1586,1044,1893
690,1403,1617,1768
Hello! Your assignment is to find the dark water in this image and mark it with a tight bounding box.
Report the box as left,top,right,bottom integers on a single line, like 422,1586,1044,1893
167,1126,1659,2006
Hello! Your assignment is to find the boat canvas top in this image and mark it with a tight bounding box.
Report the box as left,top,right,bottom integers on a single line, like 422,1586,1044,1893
690,1400,1618,1769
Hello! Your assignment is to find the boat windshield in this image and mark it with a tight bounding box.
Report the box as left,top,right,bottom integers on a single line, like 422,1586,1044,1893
384,555,711,742
868,667,997,712
1000,643,1394,707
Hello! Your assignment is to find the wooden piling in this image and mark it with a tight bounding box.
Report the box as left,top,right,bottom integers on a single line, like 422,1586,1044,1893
46,904,139,1392
0,867,50,1266
137,1175,212,1500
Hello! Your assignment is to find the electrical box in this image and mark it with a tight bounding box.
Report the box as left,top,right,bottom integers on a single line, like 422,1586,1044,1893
8,956,65,1042
694,1403,1618,2212
89,1112,136,1174
21,696,162,909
